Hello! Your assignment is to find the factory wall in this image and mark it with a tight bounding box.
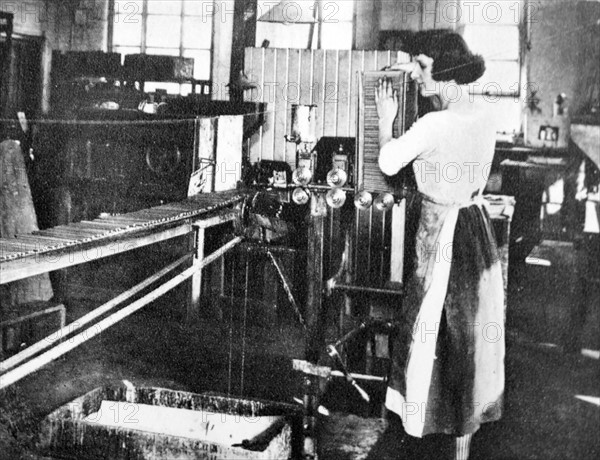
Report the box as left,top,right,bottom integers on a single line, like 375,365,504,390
528,0,600,119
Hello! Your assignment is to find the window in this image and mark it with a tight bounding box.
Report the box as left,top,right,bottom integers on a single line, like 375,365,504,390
255,0,354,50
459,0,525,133
110,0,213,94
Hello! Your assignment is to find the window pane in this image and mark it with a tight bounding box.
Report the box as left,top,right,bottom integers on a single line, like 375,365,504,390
473,61,521,95
184,0,212,17
321,22,353,50
322,0,354,23
463,25,519,60
466,1,522,26
146,15,181,48
255,22,312,48
147,0,182,16
257,0,316,23
144,81,182,94
472,95,522,133
145,47,180,56
113,14,142,46
113,1,143,16
183,16,212,48
183,48,211,80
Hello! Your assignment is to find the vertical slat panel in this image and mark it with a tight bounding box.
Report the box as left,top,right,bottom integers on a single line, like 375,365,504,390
325,207,341,280
354,208,372,288
285,49,302,167
245,48,258,163
299,49,314,106
260,49,276,161
243,48,410,171
312,49,325,140
349,50,365,143
273,48,288,163
336,50,351,137
390,200,406,283
244,49,254,161
380,211,388,282
377,50,392,71
323,49,339,137
368,50,379,76
368,210,384,286
246,47,264,163
397,50,411,64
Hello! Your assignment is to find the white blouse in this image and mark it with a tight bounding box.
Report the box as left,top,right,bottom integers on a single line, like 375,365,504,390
378,98,497,203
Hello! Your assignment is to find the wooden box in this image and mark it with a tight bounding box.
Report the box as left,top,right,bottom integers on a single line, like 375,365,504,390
37,385,300,460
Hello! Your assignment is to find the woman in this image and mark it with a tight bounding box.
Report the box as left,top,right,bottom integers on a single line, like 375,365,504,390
375,30,505,460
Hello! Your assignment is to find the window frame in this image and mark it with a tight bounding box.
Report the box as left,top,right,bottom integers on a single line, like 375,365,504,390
107,0,213,84
255,0,355,50
457,0,527,98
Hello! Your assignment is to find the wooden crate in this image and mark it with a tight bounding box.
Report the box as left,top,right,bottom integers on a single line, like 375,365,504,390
37,385,301,460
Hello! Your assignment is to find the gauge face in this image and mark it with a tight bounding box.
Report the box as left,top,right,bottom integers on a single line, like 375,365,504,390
145,145,182,176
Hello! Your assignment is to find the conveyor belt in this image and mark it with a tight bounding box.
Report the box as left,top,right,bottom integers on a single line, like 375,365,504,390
0,191,245,263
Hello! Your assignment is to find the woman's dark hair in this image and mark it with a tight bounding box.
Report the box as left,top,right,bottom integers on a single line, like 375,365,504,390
405,29,485,84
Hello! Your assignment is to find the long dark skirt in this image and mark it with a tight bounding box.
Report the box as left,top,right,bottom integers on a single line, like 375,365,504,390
386,195,505,438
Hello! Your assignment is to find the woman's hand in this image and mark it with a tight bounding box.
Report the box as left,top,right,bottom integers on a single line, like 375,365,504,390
375,78,398,122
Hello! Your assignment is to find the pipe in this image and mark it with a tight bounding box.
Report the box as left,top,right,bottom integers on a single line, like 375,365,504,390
267,250,306,329
328,281,404,297
1,254,192,373
330,370,385,382
326,344,370,403
0,237,242,390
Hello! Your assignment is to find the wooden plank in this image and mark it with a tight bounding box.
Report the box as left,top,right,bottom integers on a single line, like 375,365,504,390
0,240,44,251
273,48,288,163
285,49,302,168
35,229,96,240
192,210,238,229
336,50,351,137
52,224,108,236
376,50,393,72
354,208,372,285
198,117,217,192
390,200,406,283
245,47,263,163
349,50,365,143
299,49,314,107
246,47,264,106
306,195,326,363
369,209,385,286
215,115,244,191
312,49,325,140
78,220,127,230
323,49,339,138
261,48,276,161
11,234,77,246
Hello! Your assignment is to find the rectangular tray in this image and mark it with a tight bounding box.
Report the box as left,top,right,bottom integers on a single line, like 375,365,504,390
37,385,301,460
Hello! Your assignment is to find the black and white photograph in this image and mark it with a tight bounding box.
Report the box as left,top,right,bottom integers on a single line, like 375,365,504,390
0,1,598,458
